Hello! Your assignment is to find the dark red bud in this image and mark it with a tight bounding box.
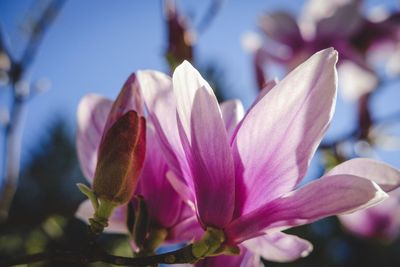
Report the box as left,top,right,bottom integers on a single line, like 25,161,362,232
93,111,146,205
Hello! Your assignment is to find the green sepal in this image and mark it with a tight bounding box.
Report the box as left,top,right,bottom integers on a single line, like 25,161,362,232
144,227,168,253
210,244,240,256
89,197,117,235
77,183,99,210
192,227,225,259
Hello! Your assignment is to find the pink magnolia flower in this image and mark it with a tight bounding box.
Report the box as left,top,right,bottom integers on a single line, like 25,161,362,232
137,48,395,250
75,75,200,245
331,158,400,241
135,71,315,264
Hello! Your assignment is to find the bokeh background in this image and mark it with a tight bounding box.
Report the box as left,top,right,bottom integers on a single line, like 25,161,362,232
0,0,399,266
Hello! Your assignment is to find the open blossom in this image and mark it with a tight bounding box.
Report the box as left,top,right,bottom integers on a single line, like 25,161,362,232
136,48,398,254
332,158,400,241
76,75,201,246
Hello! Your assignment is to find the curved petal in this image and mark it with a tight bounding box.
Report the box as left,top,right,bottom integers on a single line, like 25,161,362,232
226,174,387,244
338,192,400,240
327,158,400,192
230,79,278,143
102,74,144,137
173,61,235,227
253,79,278,106
103,74,144,136
166,170,195,208
220,99,245,140
137,70,192,187
243,232,312,263
172,61,216,142
232,48,338,216
76,94,112,181
138,125,182,228
75,200,128,234
196,247,262,267
167,216,203,243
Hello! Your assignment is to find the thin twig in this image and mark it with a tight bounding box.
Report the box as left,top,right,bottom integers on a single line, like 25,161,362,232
0,0,66,220
197,0,225,34
1,244,198,267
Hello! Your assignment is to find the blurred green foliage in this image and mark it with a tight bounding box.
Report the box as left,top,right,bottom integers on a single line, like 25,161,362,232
0,117,132,266
0,102,399,267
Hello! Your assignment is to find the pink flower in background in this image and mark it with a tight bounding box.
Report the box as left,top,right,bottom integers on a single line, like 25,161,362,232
137,48,396,252
330,158,400,241
339,191,400,241
255,0,400,99
75,75,201,245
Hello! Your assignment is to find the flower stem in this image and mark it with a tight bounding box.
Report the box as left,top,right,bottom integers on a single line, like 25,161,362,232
1,244,199,266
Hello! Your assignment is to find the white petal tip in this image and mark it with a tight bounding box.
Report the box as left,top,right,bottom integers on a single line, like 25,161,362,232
318,47,338,61
300,249,312,258
179,60,193,69
343,183,389,215
375,187,389,201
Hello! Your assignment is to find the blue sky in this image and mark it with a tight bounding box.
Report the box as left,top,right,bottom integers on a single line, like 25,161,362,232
0,0,399,176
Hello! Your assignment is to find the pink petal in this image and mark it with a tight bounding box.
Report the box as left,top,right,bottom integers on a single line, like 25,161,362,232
195,247,262,267
75,200,128,234
138,125,183,228
229,79,277,143
190,87,235,227
232,48,338,216
243,232,312,262
226,174,387,244
173,61,235,227
172,61,215,142
327,158,400,192
167,215,203,243
220,100,245,140
76,94,112,181
252,79,278,106
338,190,400,240
137,70,192,187
166,170,195,208
102,74,144,137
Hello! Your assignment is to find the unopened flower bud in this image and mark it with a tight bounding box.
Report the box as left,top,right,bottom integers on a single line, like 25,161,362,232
93,110,146,205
